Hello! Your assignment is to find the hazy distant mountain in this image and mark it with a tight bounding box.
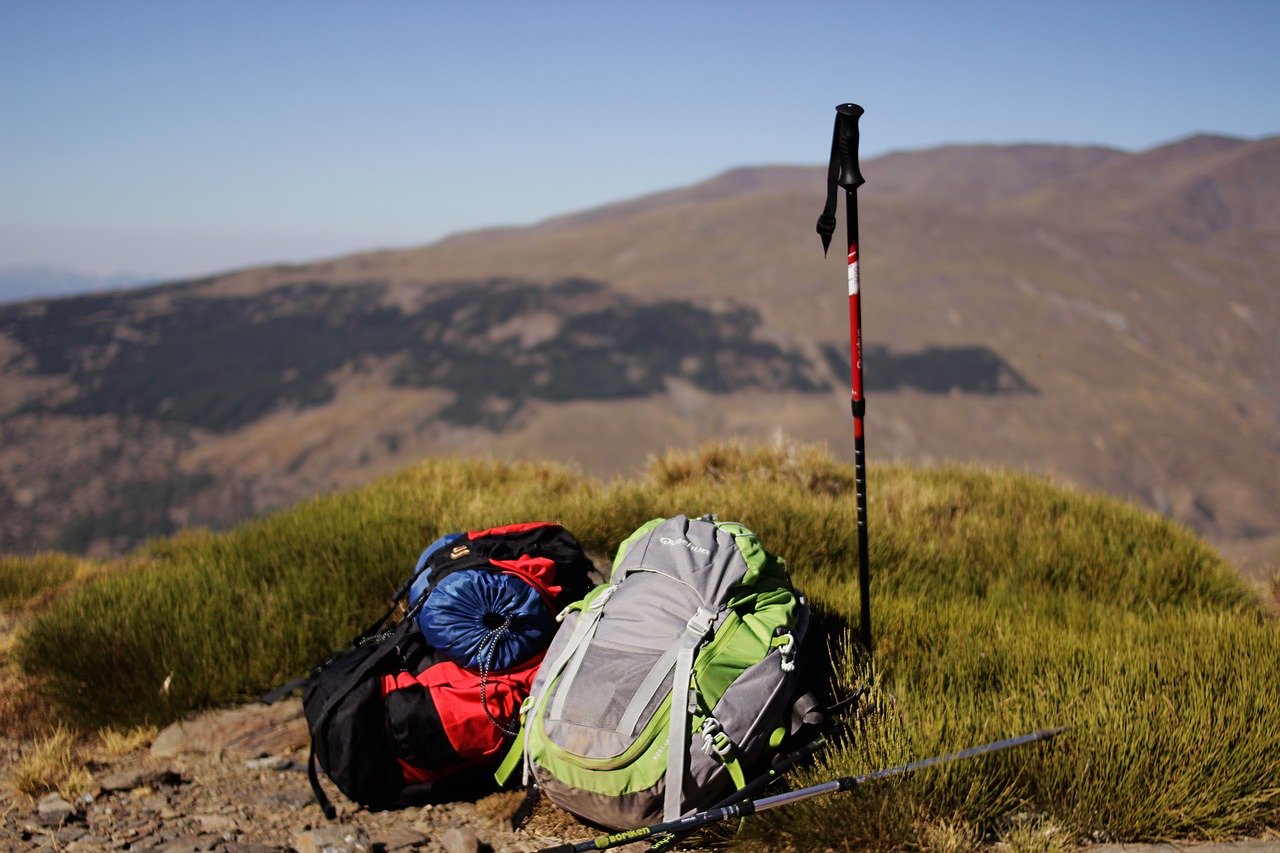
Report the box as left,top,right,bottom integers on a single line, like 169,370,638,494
1,134,1277,568
0,265,154,303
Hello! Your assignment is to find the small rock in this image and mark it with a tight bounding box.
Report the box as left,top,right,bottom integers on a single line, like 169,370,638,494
35,793,77,827
441,824,482,853
150,721,192,758
156,834,216,852
244,755,288,770
194,813,239,833
54,825,87,844
151,700,308,758
263,788,315,809
98,768,151,792
134,794,168,813
378,826,428,850
294,825,371,853
224,844,276,853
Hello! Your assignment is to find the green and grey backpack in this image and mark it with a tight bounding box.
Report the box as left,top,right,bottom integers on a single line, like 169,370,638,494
499,514,811,829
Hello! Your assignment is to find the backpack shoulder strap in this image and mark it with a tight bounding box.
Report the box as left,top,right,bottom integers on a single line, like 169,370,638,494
663,605,718,821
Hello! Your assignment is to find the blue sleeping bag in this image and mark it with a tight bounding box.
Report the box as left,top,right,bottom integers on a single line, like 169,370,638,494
407,529,564,672
417,571,555,672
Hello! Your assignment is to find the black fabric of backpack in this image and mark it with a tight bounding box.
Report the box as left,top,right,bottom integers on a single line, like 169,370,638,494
303,629,423,812
264,522,594,817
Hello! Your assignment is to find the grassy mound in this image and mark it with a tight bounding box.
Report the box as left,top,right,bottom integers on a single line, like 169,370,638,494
11,442,1279,846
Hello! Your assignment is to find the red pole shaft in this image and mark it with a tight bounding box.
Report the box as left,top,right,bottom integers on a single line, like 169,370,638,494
847,243,865,437
846,191,872,656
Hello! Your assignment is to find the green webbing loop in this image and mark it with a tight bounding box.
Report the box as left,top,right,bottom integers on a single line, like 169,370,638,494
495,725,526,785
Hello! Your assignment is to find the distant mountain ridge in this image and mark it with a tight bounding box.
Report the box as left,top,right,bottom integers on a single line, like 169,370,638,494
0,265,154,304
1,133,1277,566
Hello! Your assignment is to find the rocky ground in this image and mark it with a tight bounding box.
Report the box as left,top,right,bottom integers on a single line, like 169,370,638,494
3,699,1278,852
0,699,625,853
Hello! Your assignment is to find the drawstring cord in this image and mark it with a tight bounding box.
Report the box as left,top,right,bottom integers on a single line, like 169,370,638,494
478,614,521,738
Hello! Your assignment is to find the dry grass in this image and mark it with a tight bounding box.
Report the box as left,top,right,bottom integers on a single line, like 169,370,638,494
0,612,57,739
916,815,982,852
995,818,1075,853
98,724,158,758
10,725,93,801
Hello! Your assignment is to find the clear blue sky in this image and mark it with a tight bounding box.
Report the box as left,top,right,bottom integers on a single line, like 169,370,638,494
2,0,1278,285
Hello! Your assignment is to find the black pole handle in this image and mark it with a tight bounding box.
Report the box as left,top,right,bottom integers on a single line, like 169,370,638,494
833,103,865,191
817,102,866,254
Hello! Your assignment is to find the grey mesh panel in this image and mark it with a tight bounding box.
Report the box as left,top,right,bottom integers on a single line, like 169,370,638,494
541,575,707,759
547,644,664,733
618,647,678,734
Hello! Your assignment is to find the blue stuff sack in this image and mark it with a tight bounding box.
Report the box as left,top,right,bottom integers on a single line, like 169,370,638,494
406,523,593,672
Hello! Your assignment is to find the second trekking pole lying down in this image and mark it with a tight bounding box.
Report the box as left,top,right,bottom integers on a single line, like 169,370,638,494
536,727,1067,853
644,689,869,853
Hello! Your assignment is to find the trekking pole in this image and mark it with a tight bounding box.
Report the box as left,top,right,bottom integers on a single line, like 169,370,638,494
816,103,873,656
537,727,1065,853
643,689,868,852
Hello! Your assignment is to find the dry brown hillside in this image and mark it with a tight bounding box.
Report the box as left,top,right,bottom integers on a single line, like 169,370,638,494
1,134,1276,567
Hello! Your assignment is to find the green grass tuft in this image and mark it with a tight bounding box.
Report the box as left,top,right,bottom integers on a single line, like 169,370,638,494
10,441,1279,845
0,552,82,611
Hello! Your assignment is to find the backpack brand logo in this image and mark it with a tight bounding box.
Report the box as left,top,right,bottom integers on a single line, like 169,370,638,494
659,537,710,556
450,545,471,559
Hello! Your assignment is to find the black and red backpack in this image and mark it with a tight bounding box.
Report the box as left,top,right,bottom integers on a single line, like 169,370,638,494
268,522,594,816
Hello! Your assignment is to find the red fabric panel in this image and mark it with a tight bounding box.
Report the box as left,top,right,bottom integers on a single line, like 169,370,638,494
467,521,554,539
431,655,541,758
381,671,420,693
491,555,559,606
397,757,439,785
380,653,544,760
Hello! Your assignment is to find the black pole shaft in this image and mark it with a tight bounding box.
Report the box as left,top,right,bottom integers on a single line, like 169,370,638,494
644,691,864,852
644,736,830,852
540,728,1066,853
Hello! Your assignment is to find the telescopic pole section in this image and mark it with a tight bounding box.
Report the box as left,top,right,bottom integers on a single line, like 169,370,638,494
537,728,1066,853
817,103,872,656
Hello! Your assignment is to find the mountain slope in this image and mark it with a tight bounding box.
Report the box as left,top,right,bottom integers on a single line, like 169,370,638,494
1,135,1277,558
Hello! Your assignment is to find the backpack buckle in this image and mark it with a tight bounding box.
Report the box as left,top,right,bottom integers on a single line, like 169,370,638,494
587,584,618,612
686,607,716,637
700,717,733,758
773,630,797,672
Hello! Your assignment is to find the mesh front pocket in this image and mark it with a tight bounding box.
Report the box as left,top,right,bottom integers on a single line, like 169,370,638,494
546,641,672,759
